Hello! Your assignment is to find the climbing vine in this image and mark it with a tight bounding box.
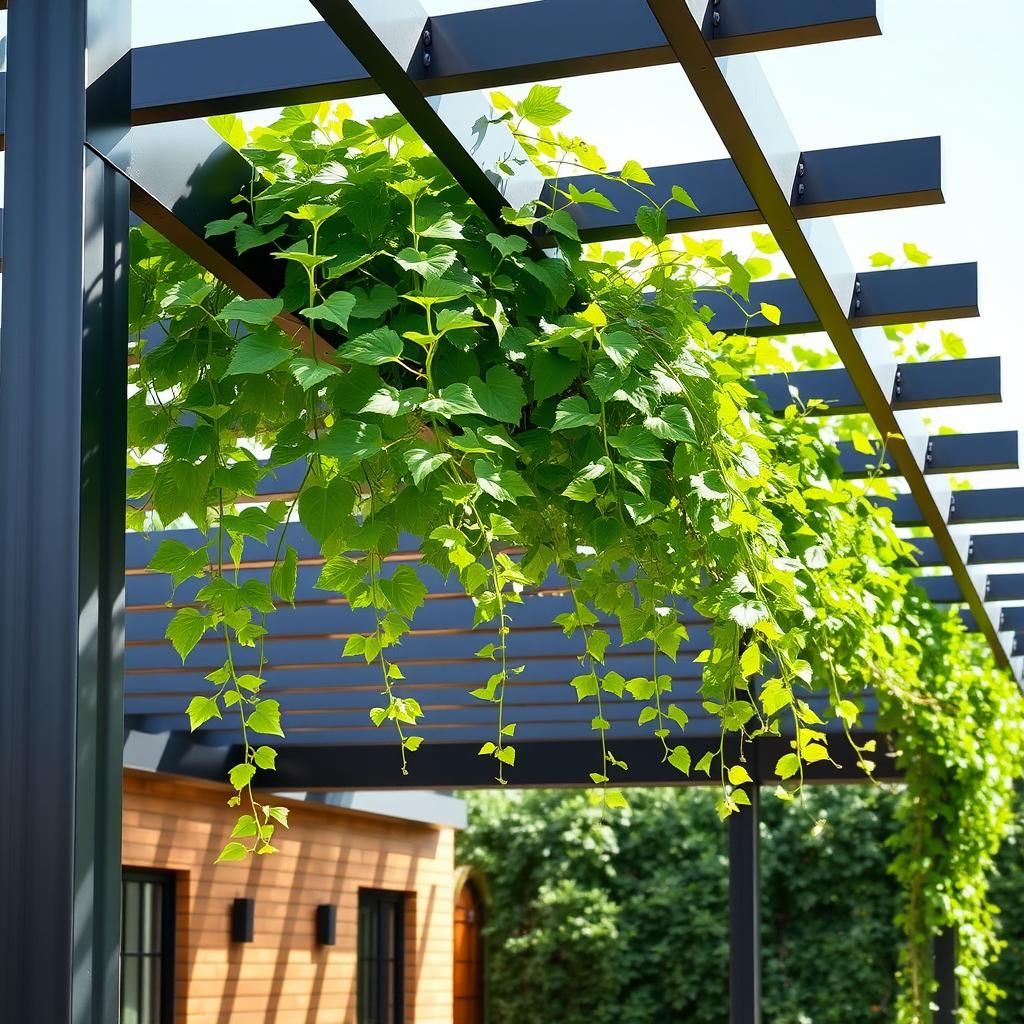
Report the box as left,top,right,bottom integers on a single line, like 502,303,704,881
127,90,1024,1021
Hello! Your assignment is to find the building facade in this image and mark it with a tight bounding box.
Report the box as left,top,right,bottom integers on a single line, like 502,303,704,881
120,769,461,1024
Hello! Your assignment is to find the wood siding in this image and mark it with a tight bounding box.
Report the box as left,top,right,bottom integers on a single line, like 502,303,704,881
122,770,455,1024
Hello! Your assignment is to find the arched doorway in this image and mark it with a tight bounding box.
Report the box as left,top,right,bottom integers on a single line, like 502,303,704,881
454,877,484,1024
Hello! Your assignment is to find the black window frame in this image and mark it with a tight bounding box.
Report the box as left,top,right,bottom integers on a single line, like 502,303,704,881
120,868,176,1024
357,888,406,1024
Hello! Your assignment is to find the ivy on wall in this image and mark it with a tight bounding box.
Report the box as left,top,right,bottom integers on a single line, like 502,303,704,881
128,90,1024,1020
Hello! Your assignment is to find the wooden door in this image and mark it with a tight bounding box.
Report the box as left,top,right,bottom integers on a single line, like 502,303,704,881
453,883,483,1024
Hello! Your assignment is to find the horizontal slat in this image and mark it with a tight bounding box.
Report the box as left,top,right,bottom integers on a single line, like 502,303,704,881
915,575,962,603
546,138,942,242
984,574,1024,602
837,431,1018,478
700,263,978,336
125,1,880,126
1001,608,1024,632
754,357,1001,416
872,493,925,527
949,488,1024,525
967,533,1024,565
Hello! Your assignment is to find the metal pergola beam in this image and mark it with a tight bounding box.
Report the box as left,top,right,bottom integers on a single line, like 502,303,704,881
729,778,761,1024
123,1,879,125
754,356,1002,416
700,262,979,336
544,137,943,242
0,0,129,1020
646,0,1008,672
838,431,1019,479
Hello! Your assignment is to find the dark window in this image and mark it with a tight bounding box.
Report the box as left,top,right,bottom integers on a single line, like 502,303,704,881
358,889,406,1024
121,870,175,1024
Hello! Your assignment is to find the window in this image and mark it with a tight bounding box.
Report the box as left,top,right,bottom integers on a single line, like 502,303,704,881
121,870,175,1024
357,889,406,1024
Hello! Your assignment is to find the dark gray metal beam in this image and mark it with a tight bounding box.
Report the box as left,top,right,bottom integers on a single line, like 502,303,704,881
126,1,879,125
137,731,899,789
304,0,517,231
755,357,1000,417
548,137,943,243
646,0,1007,672
0,0,129,1021
967,533,1024,565
1001,608,1024,632
934,927,958,1024
837,431,1018,479
729,778,761,1024
949,487,1024,526
700,263,979,336
984,574,1024,603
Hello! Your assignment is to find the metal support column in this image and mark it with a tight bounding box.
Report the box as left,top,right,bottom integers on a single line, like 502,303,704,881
0,0,130,1021
934,926,958,1024
729,784,761,1024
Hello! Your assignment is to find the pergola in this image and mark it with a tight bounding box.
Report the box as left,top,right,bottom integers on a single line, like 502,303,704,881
0,1,1017,1022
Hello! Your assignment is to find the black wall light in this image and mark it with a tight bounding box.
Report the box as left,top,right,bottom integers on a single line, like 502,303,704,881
316,904,337,946
231,897,255,943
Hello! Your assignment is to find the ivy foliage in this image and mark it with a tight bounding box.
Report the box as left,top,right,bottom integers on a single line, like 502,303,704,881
458,786,902,1024
127,90,1024,1019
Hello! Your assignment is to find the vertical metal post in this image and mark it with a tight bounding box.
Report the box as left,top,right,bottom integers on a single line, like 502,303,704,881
729,784,762,1024
0,0,130,1022
934,925,958,1024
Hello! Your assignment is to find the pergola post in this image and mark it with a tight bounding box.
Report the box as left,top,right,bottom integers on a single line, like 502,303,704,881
934,924,959,1022
0,0,130,1021
729,783,762,1024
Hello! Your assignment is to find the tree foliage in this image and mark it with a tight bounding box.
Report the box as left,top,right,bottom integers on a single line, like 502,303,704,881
127,91,1024,1019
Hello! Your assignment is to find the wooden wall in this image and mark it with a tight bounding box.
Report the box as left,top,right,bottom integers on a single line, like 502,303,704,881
122,769,455,1024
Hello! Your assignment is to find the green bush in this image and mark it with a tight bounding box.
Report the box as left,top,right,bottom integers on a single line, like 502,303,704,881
460,786,1024,1024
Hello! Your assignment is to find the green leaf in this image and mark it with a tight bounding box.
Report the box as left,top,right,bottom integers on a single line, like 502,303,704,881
270,546,298,606
147,540,209,589
247,699,285,737
518,84,570,126
223,333,294,376
475,459,534,503
635,205,667,242
217,297,283,326
320,420,384,465
186,695,221,731
231,814,259,838
601,330,642,369
380,566,428,619
339,327,404,365
273,249,331,270
541,209,581,241
668,745,691,775
903,241,931,266
566,183,617,212
759,302,782,326
300,290,357,331
253,745,278,770
395,245,458,279
552,396,600,431
671,184,698,211
317,556,366,594
486,232,529,258
404,447,451,486
298,477,354,543
290,357,342,390
869,251,895,268
350,284,399,319
643,405,696,443
608,426,664,462
776,753,801,780
229,762,257,790
620,160,654,185
166,608,210,662
728,765,753,786
851,430,876,456
530,351,579,403
214,842,249,864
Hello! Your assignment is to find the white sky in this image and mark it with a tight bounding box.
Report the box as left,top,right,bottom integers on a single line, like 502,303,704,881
124,0,1024,601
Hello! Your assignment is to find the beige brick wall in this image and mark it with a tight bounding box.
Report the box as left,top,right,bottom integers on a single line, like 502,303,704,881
122,769,455,1024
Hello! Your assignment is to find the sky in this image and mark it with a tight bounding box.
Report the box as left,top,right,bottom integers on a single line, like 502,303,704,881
123,1,1024,627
